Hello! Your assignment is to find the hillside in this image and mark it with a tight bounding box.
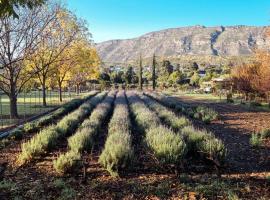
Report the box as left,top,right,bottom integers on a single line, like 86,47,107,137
96,25,269,65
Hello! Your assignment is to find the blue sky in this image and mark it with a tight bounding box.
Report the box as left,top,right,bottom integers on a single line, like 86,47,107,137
66,0,270,43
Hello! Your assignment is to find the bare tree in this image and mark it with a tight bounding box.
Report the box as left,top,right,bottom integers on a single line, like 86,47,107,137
0,3,58,118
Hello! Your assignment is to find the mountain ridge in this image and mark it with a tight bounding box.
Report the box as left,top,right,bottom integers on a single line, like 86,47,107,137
96,25,270,65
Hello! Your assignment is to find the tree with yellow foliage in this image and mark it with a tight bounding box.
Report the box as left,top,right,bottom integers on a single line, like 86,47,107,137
51,39,100,101
29,8,86,106
69,40,100,94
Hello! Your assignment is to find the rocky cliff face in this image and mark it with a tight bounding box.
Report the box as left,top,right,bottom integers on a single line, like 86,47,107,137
96,25,269,63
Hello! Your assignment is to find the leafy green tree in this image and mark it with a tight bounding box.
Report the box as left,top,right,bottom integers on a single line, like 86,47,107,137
186,71,194,78
162,60,174,75
199,72,212,84
190,72,200,87
0,0,45,18
124,66,134,84
168,70,184,85
111,71,124,84
144,71,151,82
158,60,174,86
99,72,110,82
192,62,199,71
152,54,156,90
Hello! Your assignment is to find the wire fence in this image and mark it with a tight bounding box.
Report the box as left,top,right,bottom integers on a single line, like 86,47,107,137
0,89,85,130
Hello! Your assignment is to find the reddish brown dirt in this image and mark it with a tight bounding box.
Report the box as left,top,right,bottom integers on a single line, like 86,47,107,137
174,95,270,174
0,96,269,200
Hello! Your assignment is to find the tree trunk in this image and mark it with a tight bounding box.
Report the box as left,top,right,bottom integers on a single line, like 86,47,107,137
42,81,47,107
139,54,143,90
59,86,62,102
76,84,80,95
9,94,19,119
58,81,63,102
9,81,19,118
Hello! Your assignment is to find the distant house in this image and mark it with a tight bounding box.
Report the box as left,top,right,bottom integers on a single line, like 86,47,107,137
201,81,213,93
200,77,232,93
198,70,206,77
109,65,124,73
212,78,231,89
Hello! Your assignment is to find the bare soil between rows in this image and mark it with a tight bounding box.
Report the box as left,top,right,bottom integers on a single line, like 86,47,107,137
0,95,269,199
173,95,270,174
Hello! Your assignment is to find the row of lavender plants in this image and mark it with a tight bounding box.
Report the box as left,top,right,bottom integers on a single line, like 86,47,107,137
126,91,186,166
99,91,134,177
140,93,226,164
18,92,106,164
53,91,116,173
145,92,218,124
5,91,98,142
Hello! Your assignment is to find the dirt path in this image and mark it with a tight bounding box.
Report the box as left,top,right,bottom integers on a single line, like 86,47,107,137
173,95,270,174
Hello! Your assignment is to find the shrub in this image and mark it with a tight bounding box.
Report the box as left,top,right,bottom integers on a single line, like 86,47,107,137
23,121,39,133
250,133,263,148
261,129,270,139
53,179,76,200
145,92,219,123
18,125,58,163
3,91,98,147
250,101,262,107
139,94,190,131
53,91,115,173
195,106,219,122
26,92,98,131
8,128,24,140
53,151,81,174
99,131,133,176
68,126,96,153
145,92,226,165
146,125,186,164
182,126,226,163
127,92,160,131
202,115,212,124
181,126,205,153
126,91,186,165
99,91,133,176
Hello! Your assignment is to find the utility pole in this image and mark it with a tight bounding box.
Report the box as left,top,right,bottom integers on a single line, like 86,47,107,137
152,54,156,91
139,53,143,90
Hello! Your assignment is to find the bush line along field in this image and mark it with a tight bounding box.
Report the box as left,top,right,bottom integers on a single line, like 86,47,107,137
0,89,269,199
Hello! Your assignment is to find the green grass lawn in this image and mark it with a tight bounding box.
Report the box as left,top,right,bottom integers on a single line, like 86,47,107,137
0,90,84,129
163,90,226,102
163,90,270,111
